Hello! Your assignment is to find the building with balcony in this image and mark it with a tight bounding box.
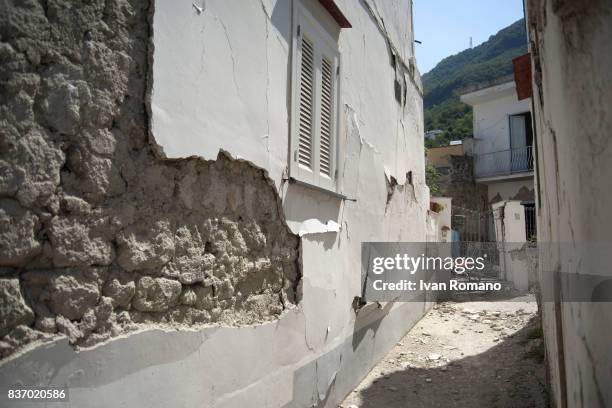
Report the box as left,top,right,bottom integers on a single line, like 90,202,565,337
460,79,535,206
458,76,537,290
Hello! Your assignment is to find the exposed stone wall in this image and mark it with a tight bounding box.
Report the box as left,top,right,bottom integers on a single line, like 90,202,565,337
436,155,488,229
0,0,300,359
450,156,488,211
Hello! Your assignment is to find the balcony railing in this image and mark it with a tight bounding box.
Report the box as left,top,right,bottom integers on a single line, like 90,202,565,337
474,146,534,179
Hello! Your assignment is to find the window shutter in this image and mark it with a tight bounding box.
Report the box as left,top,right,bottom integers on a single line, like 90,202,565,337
319,56,333,178
298,36,315,170
291,5,339,191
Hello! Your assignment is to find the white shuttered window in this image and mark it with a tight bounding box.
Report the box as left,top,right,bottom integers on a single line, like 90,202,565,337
291,5,340,192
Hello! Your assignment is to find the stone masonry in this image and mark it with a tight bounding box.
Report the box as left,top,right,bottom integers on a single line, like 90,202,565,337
0,0,301,359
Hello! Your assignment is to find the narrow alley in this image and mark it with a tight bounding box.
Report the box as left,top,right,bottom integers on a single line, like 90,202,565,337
1,0,611,406
341,294,547,408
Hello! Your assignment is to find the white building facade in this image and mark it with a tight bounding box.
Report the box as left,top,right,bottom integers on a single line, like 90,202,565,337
460,80,537,290
461,80,535,206
0,1,432,407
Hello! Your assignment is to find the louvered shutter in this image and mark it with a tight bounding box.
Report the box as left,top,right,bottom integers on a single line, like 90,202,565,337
319,56,333,178
291,7,339,191
312,42,339,191
297,35,315,171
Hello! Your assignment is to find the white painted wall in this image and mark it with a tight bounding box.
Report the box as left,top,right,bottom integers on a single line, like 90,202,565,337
0,1,430,407
150,0,421,190
461,82,532,181
148,1,430,404
461,82,531,157
430,197,452,242
492,200,529,290
502,201,529,290
527,0,612,406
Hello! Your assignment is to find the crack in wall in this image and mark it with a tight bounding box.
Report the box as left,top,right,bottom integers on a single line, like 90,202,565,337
216,16,240,96
361,0,422,97
0,0,301,360
526,1,612,406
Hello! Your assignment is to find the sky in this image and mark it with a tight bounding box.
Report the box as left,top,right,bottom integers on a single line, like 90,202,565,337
413,0,525,74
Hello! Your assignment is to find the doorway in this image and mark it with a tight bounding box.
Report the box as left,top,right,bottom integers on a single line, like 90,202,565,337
510,112,534,172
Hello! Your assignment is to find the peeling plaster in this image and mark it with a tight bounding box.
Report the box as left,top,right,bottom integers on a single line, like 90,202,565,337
298,219,341,237
0,0,301,360
0,0,431,407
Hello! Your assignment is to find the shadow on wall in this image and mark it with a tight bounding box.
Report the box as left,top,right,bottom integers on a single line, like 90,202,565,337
280,301,401,408
268,0,294,150
351,302,395,352
282,182,343,251
276,299,435,408
269,0,293,46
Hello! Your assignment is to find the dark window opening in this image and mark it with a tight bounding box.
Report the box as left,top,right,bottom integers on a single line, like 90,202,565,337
509,112,534,172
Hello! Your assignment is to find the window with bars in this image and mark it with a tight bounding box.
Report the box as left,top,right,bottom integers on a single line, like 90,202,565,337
290,3,340,192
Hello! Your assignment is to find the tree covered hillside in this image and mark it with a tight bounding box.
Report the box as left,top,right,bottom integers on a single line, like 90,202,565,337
423,19,528,147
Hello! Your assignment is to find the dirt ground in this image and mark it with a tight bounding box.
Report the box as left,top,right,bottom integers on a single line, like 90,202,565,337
340,294,547,408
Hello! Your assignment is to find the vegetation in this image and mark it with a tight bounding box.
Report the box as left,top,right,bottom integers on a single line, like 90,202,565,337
527,326,544,340
425,99,472,147
422,19,528,148
426,163,440,195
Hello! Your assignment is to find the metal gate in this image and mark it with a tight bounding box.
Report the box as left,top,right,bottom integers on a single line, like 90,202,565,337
452,207,503,281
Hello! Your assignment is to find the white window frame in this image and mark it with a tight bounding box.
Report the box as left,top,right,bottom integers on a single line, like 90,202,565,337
290,1,340,193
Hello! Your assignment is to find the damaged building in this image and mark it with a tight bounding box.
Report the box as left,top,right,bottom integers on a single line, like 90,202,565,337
525,0,612,406
0,0,431,406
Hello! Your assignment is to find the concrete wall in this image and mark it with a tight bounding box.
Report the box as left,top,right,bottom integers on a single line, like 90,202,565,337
0,0,430,407
488,179,535,204
430,197,452,243
526,0,612,406
493,200,529,290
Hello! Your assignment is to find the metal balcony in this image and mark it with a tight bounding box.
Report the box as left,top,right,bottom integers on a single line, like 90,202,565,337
474,146,534,179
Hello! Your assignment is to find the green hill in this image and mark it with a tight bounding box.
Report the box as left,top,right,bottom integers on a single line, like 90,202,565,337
423,19,528,147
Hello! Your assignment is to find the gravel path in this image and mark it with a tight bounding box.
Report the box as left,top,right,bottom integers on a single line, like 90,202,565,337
340,294,547,408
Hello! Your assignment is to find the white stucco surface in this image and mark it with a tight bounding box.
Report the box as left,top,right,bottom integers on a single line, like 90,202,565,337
148,0,430,404
430,197,452,243
0,1,431,407
499,201,529,290
527,0,612,406
150,0,422,190
461,82,530,157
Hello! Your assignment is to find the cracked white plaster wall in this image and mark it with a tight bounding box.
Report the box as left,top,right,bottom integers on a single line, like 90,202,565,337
150,0,423,188
297,219,340,236
1,309,312,408
356,0,415,68
136,1,429,407
0,0,430,407
150,0,291,189
526,0,612,407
